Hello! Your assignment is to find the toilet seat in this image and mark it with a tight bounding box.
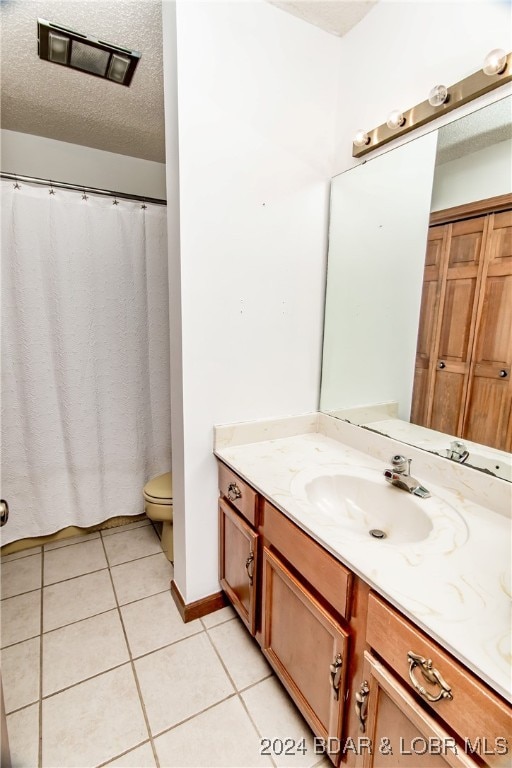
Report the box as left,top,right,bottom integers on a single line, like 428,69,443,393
143,472,173,562
143,471,173,504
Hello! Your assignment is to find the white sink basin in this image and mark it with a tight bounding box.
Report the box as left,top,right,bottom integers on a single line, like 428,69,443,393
301,468,468,548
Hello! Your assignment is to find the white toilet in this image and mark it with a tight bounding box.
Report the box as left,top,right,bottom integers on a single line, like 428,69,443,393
143,472,173,562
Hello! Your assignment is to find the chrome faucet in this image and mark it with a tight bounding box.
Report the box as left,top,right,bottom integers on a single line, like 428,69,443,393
384,455,431,498
445,440,469,463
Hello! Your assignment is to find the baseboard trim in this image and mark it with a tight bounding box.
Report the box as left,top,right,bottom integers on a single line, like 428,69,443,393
170,579,228,623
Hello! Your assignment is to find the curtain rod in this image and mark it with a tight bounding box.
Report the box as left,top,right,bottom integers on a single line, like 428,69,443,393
1,173,167,206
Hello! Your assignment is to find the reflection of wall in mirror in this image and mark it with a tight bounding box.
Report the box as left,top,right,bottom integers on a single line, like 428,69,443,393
431,139,512,212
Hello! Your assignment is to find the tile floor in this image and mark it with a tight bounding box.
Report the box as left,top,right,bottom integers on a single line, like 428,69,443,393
1,520,330,768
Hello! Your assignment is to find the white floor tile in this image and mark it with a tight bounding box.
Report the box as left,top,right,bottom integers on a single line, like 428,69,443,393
208,618,272,690
2,637,40,713
1,590,41,648
121,591,202,658
1,546,42,563
6,702,40,768
101,519,150,536
242,676,319,767
153,696,272,767
103,525,162,567
43,538,107,585
42,665,147,768
42,610,129,696
1,554,42,599
111,553,173,605
134,632,234,735
102,741,156,767
43,530,100,551
43,569,116,632
201,604,236,628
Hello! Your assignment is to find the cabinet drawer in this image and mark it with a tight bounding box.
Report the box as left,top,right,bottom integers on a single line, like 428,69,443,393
366,592,511,764
263,500,352,620
218,462,258,526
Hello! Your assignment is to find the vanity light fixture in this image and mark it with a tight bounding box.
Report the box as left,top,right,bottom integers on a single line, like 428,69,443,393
353,129,371,147
386,110,406,130
483,48,508,76
37,18,141,86
352,49,511,157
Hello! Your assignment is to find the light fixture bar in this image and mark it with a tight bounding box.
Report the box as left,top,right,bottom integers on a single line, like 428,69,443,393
352,51,512,158
37,18,141,86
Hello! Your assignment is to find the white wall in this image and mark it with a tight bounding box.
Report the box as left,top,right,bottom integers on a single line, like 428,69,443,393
164,0,341,602
1,130,166,199
334,1,512,174
431,139,512,211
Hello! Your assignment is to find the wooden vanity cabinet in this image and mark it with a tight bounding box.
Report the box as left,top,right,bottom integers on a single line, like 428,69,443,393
217,462,511,768
361,593,511,768
356,651,478,768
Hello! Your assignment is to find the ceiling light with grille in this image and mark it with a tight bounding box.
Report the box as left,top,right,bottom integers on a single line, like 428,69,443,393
37,19,141,86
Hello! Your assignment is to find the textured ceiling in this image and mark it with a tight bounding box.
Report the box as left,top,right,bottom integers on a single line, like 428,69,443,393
267,0,377,36
0,0,165,162
436,96,512,165
0,0,377,163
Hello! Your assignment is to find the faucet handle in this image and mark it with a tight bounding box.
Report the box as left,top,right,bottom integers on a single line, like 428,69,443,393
391,455,411,474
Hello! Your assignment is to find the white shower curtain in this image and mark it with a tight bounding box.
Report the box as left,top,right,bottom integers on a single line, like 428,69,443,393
1,179,171,545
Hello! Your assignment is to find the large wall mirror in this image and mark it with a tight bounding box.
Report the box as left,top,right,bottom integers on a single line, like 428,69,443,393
320,95,512,481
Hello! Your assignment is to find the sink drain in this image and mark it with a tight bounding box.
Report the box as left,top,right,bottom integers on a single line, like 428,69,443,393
369,529,387,539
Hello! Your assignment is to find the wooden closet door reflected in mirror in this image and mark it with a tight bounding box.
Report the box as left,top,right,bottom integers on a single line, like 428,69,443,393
411,196,512,451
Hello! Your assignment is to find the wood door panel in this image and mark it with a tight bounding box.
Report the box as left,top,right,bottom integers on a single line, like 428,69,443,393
488,210,512,271
429,371,465,435
219,499,258,634
463,377,512,451
448,219,485,267
437,279,476,362
473,274,512,365
424,228,446,270
410,367,430,426
416,280,440,361
262,547,349,763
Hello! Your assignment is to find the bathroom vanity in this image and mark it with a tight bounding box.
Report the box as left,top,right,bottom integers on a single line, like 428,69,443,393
215,415,511,768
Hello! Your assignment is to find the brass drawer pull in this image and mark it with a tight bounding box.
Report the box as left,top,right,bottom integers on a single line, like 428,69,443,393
330,653,343,701
355,680,370,732
407,651,453,702
227,482,242,502
245,552,254,585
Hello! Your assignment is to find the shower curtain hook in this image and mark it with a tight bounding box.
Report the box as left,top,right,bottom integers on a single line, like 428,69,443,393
141,197,147,210
112,197,119,205
49,180,55,195
13,175,20,190
82,186,88,201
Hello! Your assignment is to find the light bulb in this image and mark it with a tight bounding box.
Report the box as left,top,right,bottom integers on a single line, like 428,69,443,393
483,48,507,76
428,84,449,107
386,110,406,130
353,130,370,147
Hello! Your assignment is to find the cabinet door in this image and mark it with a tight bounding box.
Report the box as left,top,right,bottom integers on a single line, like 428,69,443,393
261,547,349,765
463,210,512,450
219,498,258,634
356,652,479,768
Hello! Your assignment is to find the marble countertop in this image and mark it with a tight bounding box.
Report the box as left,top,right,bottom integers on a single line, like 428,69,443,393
214,416,511,703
